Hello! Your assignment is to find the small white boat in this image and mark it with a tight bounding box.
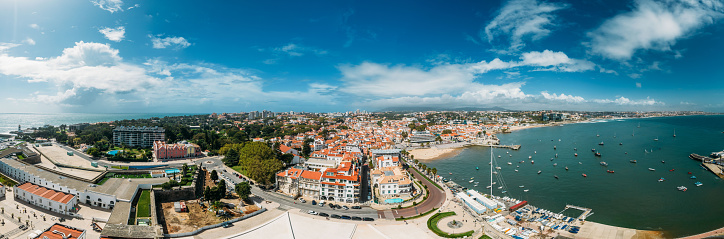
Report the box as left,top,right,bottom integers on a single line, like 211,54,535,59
498,155,501,158
553,163,557,166
529,156,532,159
486,186,492,189
534,151,537,154
523,189,529,192
492,182,497,184
515,169,519,172
497,186,503,189
507,162,512,165
537,170,542,174
496,167,502,170
469,180,474,183
519,185,525,188
649,168,656,171
677,186,687,191
493,171,498,174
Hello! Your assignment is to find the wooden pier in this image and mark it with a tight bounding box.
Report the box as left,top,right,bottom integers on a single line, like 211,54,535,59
490,145,521,150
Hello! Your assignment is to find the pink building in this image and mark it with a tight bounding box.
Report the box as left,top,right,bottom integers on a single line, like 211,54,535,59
153,141,202,161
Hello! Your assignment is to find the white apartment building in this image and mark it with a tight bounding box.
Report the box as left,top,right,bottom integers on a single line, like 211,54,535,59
371,166,413,197
320,161,360,203
0,158,118,209
112,126,165,148
15,182,78,216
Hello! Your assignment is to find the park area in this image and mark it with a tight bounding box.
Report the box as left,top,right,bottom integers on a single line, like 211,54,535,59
161,199,260,234
129,189,152,225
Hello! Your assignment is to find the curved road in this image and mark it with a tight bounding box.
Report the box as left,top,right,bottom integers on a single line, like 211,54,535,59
378,167,446,219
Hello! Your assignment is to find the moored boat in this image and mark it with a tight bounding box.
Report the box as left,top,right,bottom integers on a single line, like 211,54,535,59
538,170,542,174
595,152,601,157
649,168,656,171
565,166,569,170
607,170,614,173
658,177,665,182
695,182,703,186
677,186,687,191
600,162,608,166
630,160,637,163
582,173,587,177
554,175,559,179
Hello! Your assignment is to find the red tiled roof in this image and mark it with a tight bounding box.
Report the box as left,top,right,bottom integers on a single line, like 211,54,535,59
17,182,75,204
37,224,84,239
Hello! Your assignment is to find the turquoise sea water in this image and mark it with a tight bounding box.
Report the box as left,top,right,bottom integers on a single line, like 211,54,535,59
424,115,724,237
0,113,196,134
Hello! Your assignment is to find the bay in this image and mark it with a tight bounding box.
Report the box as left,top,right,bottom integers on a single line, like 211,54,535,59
424,115,724,237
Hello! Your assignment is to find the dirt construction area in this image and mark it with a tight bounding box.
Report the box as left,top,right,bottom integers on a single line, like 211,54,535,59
161,200,260,234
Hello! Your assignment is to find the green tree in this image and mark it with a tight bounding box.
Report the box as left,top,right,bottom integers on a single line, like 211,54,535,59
87,147,101,157
441,129,452,134
401,131,408,139
431,168,437,175
377,121,383,127
218,179,227,199
210,170,219,181
223,148,240,166
235,181,251,200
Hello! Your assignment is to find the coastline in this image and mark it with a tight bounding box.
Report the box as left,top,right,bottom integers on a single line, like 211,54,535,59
409,147,464,161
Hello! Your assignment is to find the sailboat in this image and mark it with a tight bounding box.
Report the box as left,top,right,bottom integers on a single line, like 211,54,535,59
654,137,659,141
638,123,641,128
673,129,676,137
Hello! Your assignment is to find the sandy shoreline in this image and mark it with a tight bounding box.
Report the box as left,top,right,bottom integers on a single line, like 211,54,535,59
409,147,464,161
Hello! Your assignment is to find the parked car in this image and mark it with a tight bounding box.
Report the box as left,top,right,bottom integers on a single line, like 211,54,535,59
340,215,351,220
342,206,349,210
351,206,361,209
298,198,306,203
351,216,362,221
319,212,329,217
319,202,325,207
335,205,342,209
308,210,318,215
331,214,341,219
363,217,375,221
328,203,335,208
222,223,233,228
311,200,317,205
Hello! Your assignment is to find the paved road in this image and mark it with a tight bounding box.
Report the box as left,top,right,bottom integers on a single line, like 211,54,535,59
378,166,446,219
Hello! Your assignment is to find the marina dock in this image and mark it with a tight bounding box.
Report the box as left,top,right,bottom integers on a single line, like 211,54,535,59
701,163,724,179
563,204,594,221
690,153,724,179
490,144,521,150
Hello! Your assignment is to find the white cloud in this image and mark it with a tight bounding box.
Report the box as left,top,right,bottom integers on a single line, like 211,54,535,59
593,96,662,105
0,43,20,51
273,43,328,57
127,4,139,10
636,82,642,88
150,35,192,49
540,92,585,103
587,0,724,60
29,24,39,30
23,38,36,45
484,0,568,51
99,26,126,42
91,0,124,13
0,41,160,105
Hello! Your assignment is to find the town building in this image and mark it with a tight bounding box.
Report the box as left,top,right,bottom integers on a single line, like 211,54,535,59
112,126,165,148
374,155,400,168
15,182,79,216
31,223,86,239
0,157,118,209
320,161,360,203
408,131,436,143
68,123,90,132
275,167,322,200
153,141,202,161
0,183,5,198
370,166,413,197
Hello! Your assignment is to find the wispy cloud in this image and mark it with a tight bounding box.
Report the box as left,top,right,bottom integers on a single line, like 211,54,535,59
99,26,125,42
484,0,568,51
587,0,724,60
273,43,328,57
91,0,124,13
592,96,662,106
149,35,192,49
22,37,36,46
29,24,39,30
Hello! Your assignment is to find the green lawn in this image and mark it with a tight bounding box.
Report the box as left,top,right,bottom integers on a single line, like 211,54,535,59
136,190,151,218
97,177,110,185
17,154,25,160
426,212,474,238
0,174,17,187
231,166,246,175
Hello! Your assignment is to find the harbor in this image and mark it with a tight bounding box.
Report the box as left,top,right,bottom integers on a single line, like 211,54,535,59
426,115,724,238
689,153,724,179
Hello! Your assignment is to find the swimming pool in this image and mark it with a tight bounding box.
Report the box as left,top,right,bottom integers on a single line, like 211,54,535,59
107,150,121,156
165,168,181,174
385,198,404,204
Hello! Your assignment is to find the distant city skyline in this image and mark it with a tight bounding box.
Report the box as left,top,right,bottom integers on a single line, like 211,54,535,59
1,0,724,113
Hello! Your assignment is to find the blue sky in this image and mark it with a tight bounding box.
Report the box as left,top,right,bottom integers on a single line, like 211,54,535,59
1,0,723,113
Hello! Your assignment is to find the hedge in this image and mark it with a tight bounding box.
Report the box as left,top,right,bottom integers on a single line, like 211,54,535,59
427,212,474,238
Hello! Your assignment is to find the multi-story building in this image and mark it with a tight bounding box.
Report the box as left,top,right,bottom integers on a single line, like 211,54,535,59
408,131,436,143
0,158,118,209
0,183,5,198
112,126,165,148
374,155,400,168
320,161,360,203
275,167,322,200
153,141,202,161
371,166,413,197
15,182,79,216
32,223,86,239
248,111,259,120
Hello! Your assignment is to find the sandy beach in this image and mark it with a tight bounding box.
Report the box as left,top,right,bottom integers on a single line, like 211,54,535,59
409,147,463,161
